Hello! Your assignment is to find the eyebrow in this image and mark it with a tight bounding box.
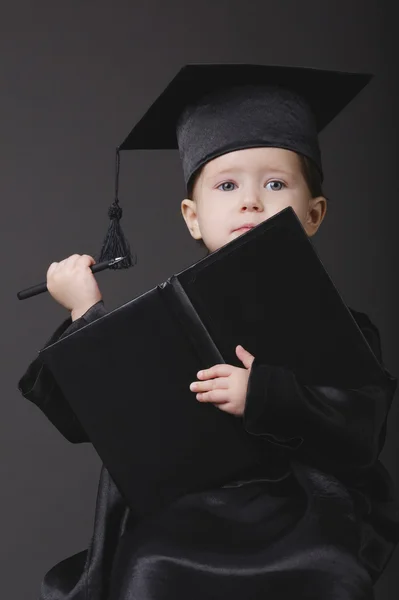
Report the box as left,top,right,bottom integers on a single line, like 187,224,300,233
205,167,294,181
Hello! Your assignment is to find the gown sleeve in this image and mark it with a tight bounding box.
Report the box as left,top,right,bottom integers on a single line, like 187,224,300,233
18,300,108,444
243,309,398,471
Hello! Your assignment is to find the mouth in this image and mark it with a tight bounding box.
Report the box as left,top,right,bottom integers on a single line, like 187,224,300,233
232,224,256,233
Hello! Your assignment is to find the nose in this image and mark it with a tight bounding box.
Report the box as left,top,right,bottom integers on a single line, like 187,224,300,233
240,192,263,212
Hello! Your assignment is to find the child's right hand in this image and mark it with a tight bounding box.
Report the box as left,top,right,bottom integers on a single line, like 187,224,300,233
46,254,103,321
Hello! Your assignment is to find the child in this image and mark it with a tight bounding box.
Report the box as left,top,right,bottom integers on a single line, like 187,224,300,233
19,64,398,599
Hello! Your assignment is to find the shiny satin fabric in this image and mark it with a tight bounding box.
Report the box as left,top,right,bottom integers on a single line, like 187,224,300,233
37,459,396,600
18,302,399,599
107,462,375,600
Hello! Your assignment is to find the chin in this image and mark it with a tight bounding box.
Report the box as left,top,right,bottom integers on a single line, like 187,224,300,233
231,228,249,239
204,232,240,252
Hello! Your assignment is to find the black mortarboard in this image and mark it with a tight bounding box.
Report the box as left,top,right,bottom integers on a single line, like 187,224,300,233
99,64,372,268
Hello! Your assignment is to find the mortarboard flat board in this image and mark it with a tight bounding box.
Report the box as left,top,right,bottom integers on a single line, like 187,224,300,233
39,207,386,517
119,64,372,185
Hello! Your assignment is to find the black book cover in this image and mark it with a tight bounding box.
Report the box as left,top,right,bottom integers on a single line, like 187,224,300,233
40,207,384,515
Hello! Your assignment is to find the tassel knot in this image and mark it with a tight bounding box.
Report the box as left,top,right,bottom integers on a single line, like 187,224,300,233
108,203,123,220
97,148,136,269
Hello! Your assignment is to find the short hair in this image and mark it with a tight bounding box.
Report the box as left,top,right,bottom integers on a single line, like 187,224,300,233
187,153,325,253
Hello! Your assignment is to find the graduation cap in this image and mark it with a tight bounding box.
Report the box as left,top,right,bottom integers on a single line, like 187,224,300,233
99,63,372,269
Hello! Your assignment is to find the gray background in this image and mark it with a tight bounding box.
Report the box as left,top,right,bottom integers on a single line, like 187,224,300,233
1,0,398,598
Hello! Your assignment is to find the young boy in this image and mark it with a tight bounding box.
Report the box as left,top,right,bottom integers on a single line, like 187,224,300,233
19,64,398,599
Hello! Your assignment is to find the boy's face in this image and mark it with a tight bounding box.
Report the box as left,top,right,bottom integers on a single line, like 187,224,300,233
181,147,327,253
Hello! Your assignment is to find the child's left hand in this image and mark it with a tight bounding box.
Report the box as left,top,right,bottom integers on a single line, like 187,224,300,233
189,345,255,416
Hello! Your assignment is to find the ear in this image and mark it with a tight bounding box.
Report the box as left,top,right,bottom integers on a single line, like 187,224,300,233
305,196,327,237
181,198,202,240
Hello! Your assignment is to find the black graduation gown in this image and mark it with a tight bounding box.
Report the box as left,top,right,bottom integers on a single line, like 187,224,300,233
18,301,399,600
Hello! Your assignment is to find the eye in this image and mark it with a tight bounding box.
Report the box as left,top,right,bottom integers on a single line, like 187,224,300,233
265,180,285,191
217,181,237,192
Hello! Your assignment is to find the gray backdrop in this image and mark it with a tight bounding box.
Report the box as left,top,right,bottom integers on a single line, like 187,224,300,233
1,1,398,598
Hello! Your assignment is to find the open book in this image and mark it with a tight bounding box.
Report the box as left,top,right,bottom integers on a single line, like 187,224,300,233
40,207,384,515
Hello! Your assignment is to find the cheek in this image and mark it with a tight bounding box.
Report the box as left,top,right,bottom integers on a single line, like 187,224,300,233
198,198,225,227
282,194,309,224
279,188,308,210
265,193,294,217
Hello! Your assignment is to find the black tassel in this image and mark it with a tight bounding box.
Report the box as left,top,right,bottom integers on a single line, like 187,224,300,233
98,148,136,269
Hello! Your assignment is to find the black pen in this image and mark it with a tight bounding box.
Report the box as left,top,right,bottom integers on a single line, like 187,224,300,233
17,256,126,300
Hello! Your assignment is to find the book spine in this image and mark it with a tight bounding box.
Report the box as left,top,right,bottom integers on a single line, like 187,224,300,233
158,276,225,369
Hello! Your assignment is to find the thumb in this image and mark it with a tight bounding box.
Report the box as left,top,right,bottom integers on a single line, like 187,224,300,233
236,345,255,370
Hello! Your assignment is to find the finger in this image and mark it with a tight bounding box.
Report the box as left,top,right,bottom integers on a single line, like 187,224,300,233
190,377,229,392
80,254,96,266
197,364,233,379
214,402,241,416
67,255,94,270
196,390,229,404
59,254,81,268
236,344,254,359
46,262,59,277
235,345,255,369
